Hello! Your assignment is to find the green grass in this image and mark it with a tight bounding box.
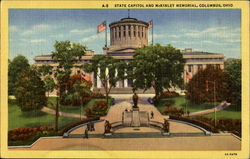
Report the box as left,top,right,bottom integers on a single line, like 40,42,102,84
203,109,241,119
47,97,111,115
8,99,79,130
156,96,241,119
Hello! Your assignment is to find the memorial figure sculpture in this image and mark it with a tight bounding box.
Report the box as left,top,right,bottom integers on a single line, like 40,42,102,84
132,93,139,108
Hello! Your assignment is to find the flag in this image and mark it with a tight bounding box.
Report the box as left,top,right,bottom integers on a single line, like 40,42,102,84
97,21,106,33
186,71,192,80
148,20,153,29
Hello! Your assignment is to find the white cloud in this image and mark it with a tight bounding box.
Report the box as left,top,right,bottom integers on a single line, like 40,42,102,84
202,40,214,44
81,34,98,42
21,24,51,36
70,28,94,34
30,39,46,43
50,34,64,38
183,27,240,39
225,39,240,43
10,25,18,32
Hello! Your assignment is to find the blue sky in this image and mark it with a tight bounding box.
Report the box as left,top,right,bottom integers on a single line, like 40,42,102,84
9,9,241,63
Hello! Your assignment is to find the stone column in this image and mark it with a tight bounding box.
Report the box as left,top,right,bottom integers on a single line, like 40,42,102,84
115,69,119,88
97,68,101,88
184,65,188,84
220,64,224,69
124,69,128,87
106,67,110,88
116,26,119,45
135,25,139,45
113,27,116,45
193,65,198,75
203,64,207,70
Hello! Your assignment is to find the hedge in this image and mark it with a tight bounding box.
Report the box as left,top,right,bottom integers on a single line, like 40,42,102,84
58,117,100,135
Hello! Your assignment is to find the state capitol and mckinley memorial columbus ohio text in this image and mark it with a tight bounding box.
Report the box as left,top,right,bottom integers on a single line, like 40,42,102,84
114,4,228,8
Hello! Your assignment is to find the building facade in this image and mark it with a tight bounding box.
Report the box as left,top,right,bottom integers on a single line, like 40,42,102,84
34,17,224,93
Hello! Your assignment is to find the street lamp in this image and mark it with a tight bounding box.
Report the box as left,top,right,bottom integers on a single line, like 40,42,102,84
206,80,216,127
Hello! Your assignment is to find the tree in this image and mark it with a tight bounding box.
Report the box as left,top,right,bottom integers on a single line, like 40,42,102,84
36,65,55,97
186,65,230,104
224,59,241,110
62,74,92,106
15,67,47,112
8,55,30,95
129,44,185,100
51,40,86,131
83,55,126,104
44,76,56,97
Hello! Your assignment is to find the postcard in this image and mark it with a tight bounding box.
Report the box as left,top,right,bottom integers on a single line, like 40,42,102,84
1,0,249,158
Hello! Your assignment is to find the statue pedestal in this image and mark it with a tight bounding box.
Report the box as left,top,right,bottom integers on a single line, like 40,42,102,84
131,110,140,127
132,107,139,111
104,133,112,136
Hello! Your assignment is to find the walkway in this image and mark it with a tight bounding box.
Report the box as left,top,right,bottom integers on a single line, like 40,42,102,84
41,95,230,119
41,107,86,118
10,98,241,151
10,135,240,150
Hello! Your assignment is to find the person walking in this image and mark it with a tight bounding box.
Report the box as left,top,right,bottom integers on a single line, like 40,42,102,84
151,111,154,119
84,128,88,139
91,122,95,131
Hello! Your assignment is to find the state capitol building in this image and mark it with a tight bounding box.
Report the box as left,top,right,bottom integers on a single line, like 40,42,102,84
34,17,224,93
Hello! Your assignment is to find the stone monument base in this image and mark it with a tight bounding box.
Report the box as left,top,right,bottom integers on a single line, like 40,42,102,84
132,107,139,111
162,132,170,136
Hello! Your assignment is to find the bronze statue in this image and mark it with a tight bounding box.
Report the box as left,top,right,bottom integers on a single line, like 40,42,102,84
162,119,170,133
104,120,111,133
132,93,138,108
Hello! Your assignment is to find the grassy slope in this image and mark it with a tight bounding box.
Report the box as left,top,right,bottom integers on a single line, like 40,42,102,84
8,99,79,130
157,96,241,119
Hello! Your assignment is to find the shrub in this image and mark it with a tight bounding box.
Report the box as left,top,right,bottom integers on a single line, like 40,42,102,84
164,107,184,116
8,126,54,141
92,101,108,115
160,91,179,98
92,92,105,98
85,108,93,118
58,117,99,135
15,68,47,111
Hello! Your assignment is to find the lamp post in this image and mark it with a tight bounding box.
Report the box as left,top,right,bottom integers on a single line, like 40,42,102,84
206,80,216,127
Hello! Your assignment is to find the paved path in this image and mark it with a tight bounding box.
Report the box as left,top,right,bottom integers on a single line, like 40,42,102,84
70,101,203,135
10,98,241,151
41,107,86,118
10,135,240,150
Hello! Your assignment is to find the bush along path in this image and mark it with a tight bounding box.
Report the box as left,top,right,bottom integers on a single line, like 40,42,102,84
41,107,86,119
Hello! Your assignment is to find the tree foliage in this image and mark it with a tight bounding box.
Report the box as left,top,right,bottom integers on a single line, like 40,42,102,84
36,65,55,97
186,65,230,104
15,67,47,111
8,55,30,95
51,40,86,130
43,76,56,97
62,74,92,106
83,55,126,104
130,44,185,98
224,59,241,110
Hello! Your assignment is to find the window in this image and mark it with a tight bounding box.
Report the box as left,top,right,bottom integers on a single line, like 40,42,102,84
141,27,143,37
198,64,203,71
128,25,131,37
188,65,193,72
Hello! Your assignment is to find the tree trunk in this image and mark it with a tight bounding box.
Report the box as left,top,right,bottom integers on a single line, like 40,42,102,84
55,88,60,132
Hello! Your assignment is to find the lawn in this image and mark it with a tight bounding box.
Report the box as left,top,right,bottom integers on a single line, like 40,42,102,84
156,96,241,119
47,97,111,115
8,99,79,130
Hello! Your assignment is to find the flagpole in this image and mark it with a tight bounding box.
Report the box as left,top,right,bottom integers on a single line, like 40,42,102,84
152,19,154,45
105,21,107,47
